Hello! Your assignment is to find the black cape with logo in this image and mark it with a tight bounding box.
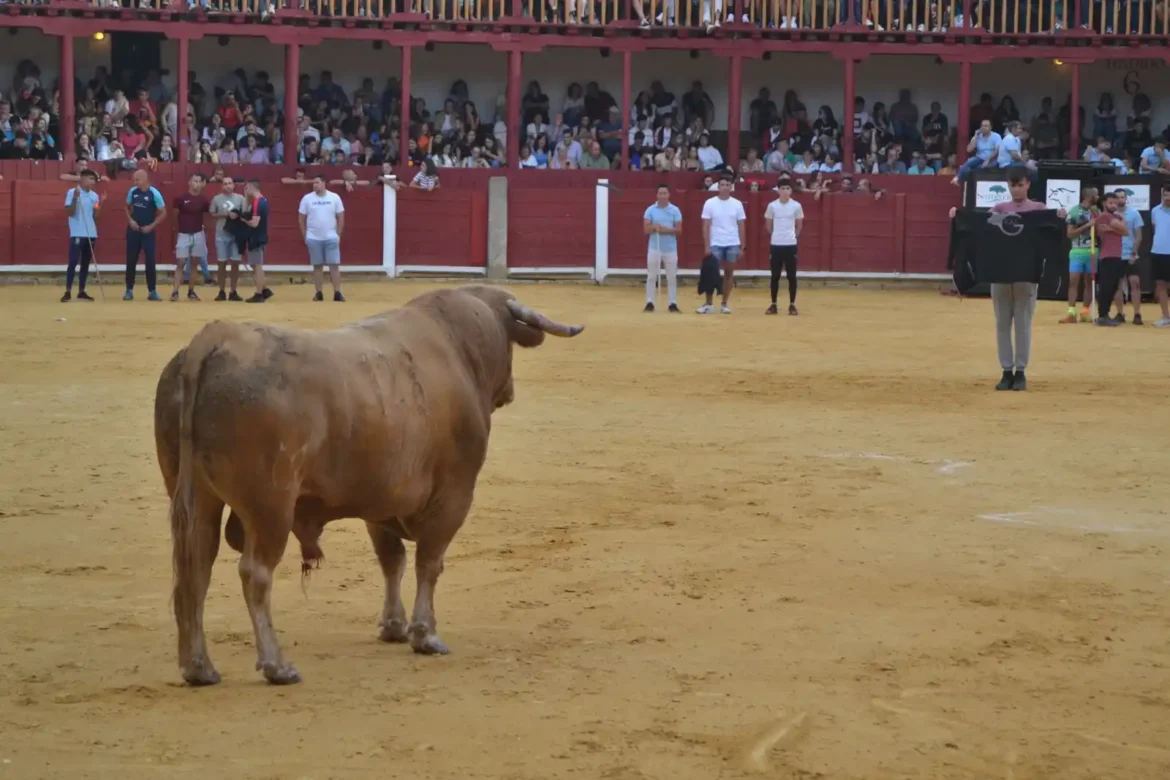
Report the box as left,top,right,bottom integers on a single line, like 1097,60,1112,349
947,208,1068,298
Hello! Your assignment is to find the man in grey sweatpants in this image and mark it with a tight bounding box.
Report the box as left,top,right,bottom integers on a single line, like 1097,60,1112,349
951,168,1066,392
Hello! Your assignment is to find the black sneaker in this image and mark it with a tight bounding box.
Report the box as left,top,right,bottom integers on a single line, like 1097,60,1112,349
1095,317,1120,327
1112,313,1126,324
245,293,266,303
1012,371,1027,391
643,302,655,313
788,304,799,316
313,291,324,302
215,290,227,301
228,290,243,302
333,291,345,302
1133,313,1144,326
187,289,201,301
170,290,180,302
77,291,94,301
60,291,71,302
261,288,274,300
668,304,681,313
995,370,1014,391
765,304,778,315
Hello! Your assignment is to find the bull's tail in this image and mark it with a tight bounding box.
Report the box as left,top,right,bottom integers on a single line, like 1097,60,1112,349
169,326,222,617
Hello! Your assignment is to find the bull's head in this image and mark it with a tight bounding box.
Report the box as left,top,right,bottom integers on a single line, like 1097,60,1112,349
458,285,585,409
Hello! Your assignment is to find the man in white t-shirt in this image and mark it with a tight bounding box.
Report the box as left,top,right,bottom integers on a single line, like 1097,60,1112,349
699,175,747,314
297,175,346,302
764,176,804,316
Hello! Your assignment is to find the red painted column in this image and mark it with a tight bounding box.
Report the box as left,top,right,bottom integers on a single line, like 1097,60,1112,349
60,34,75,160
842,57,855,174
727,55,742,170
956,60,971,165
506,48,521,168
620,50,631,170
177,36,189,162
284,42,299,165
400,44,412,171
1069,62,1080,160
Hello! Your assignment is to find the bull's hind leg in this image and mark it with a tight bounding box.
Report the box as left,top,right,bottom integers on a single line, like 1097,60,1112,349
175,482,224,686
408,491,473,655
236,499,301,684
365,522,409,643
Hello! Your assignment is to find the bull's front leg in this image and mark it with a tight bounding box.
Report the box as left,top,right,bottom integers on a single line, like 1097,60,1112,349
365,521,409,643
408,492,472,656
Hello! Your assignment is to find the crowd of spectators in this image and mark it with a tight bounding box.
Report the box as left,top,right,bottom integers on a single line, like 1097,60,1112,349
4,54,1169,185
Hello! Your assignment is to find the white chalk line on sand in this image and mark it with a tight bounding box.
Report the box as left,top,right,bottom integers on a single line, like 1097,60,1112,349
976,506,1168,537
744,712,808,772
821,452,972,475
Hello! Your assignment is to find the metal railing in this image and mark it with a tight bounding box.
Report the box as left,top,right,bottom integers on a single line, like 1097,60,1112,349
11,0,1170,34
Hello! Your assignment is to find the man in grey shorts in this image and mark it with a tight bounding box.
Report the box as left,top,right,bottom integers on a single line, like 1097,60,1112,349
211,175,246,301
169,173,211,302
298,174,346,302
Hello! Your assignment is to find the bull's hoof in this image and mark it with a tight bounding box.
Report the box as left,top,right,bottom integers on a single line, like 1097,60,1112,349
409,623,450,655
258,661,302,685
378,619,410,643
181,658,221,687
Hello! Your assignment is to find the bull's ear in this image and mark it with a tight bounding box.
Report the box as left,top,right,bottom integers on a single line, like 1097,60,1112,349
507,318,547,349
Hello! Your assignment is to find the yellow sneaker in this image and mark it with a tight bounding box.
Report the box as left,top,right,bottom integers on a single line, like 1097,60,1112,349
1059,311,1077,324
1078,307,1092,323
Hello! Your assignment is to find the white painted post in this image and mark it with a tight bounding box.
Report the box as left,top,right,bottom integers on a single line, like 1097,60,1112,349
594,178,609,284
382,177,398,278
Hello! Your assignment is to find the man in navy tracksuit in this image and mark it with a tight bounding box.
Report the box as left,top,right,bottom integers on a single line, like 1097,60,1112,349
124,169,167,301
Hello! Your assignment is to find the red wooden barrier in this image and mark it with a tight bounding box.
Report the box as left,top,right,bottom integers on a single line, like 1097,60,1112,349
0,180,14,267
507,188,595,269
397,190,487,268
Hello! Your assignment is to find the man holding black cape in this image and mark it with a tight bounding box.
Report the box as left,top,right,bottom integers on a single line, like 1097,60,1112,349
949,167,1067,392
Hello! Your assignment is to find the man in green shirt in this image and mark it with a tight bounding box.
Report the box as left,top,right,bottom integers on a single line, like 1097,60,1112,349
579,141,611,170
1060,187,1098,324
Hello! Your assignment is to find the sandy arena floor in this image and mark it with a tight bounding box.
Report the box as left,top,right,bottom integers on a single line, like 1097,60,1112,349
1,280,1169,779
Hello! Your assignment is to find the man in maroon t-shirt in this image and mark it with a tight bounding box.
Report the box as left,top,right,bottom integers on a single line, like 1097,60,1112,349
1092,191,1131,326
170,173,211,301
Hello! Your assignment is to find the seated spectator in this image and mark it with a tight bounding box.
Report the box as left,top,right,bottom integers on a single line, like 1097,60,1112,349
218,137,239,164
434,142,458,167
550,143,578,169
1140,137,1170,175
682,146,701,172
481,137,504,168
158,134,177,162
858,151,880,174
740,147,764,174
532,134,552,167
579,140,611,170
938,154,957,176
0,131,29,160
906,152,933,174
597,106,623,160
794,149,817,173
820,153,843,173
654,145,677,172
696,133,723,170
879,146,906,174
766,139,796,173
519,142,542,169
241,134,267,164
527,111,550,143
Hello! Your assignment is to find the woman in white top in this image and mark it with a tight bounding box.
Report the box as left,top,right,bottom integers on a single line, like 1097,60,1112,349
526,112,549,142
696,134,724,171
793,151,818,173
550,144,577,170
434,143,458,168
518,143,541,169
819,154,842,173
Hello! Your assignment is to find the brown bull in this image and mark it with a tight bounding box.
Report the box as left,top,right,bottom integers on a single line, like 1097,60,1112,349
154,285,583,686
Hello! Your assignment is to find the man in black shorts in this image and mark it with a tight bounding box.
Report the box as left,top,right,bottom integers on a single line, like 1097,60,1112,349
1150,187,1170,327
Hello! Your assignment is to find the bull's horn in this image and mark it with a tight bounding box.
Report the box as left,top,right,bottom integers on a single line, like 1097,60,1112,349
506,299,585,338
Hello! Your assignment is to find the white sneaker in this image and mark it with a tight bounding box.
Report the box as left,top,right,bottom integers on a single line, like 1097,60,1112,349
720,304,732,314
1154,317,1170,328
780,16,788,26
788,16,798,26
697,304,714,314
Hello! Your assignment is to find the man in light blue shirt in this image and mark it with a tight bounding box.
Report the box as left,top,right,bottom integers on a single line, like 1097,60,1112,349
1139,137,1170,175
1149,188,1170,327
63,169,105,302
953,119,1001,182
906,152,932,174
1113,188,1146,324
996,121,1024,167
643,184,683,313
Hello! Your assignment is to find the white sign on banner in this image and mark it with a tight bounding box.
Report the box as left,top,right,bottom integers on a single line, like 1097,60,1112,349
974,180,1011,208
1110,183,1150,211
1045,179,1081,211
